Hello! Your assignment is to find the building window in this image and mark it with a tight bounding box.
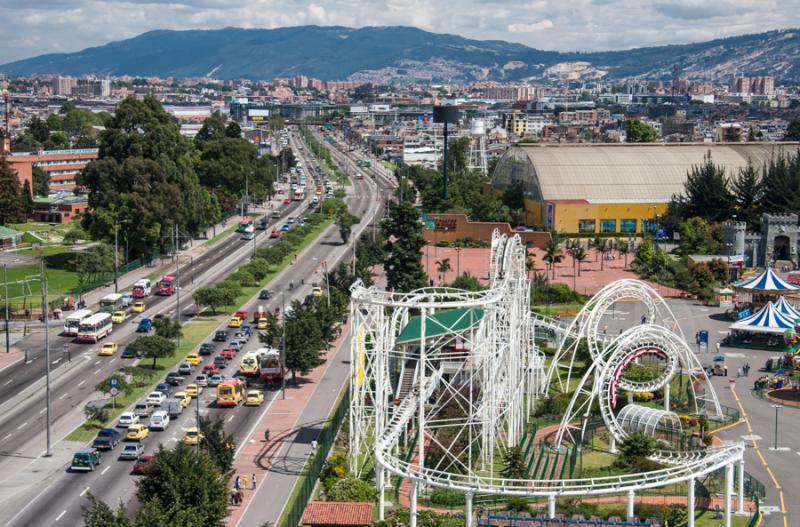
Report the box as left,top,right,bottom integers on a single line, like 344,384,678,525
578,219,596,233
600,219,617,233
641,219,657,233
620,219,637,233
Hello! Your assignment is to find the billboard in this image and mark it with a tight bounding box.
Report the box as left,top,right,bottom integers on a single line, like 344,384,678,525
249,109,270,117
350,105,369,114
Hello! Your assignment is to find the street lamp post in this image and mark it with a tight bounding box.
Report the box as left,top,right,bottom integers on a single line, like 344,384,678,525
280,291,286,399
4,263,9,354
114,223,119,293
41,260,52,457
772,404,782,450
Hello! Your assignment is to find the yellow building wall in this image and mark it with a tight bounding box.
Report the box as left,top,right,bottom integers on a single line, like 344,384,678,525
550,202,669,234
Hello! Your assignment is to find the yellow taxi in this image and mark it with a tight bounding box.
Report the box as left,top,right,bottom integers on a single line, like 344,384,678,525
185,384,203,398
111,311,127,324
183,427,204,446
244,389,264,406
132,301,146,313
311,286,323,297
185,353,202,366
174,392,191,407
99,342,118,356
126,424,149,441
257,318,268,330
228,317,243,328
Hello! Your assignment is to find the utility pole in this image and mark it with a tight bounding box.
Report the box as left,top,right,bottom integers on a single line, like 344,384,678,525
281,291,286,400
174,224,181,348
195,384,201,450
113,223,119,293
41,260,52,457
323,261,331,308
4,264,9,354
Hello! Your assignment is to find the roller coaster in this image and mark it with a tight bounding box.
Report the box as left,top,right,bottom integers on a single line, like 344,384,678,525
349,230,746,527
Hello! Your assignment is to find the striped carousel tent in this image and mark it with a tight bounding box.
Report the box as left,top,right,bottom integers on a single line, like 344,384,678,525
730,301,797,334
774,296,800,320
735,268,800,293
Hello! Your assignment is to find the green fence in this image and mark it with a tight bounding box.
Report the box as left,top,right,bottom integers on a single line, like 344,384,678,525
281,387,350,527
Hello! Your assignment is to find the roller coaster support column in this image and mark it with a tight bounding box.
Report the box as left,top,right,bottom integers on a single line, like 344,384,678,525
417,307,427,481
725,463,733,527
688,478,696,527
627,489,635,521
737,459,745,515
410,481,418,527
465,493,473,527
664,383,670,412
609,435,617,454
377,464,385,520
547,495,556,518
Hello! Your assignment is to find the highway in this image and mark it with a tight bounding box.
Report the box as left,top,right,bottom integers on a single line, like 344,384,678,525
6,127,395,527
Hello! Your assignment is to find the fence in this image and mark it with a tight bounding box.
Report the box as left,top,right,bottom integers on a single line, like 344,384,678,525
281,387,350,527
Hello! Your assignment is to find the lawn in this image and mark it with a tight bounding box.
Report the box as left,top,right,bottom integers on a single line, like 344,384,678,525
7,221,72,235
65,318,221,443
2,247,83,305
204,223,238,248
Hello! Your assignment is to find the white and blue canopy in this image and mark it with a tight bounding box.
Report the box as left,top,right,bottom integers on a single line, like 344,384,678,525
774,296,800,321
730,301,797,334
735,268,800,293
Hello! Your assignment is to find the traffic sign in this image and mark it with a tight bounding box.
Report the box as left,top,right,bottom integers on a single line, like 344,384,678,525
110,387,118,397
110,378,118,388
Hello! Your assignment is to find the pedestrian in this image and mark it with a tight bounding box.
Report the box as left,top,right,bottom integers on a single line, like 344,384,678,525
252,473,257,490
237,489,243,504
230,488,237,505
724,364,728,376
311,440,318,454
641,314,646,324
234,476,240,490
716,342,721,354
603,325,608,335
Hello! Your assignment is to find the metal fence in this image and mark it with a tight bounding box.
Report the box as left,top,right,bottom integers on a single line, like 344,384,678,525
281,387,350,527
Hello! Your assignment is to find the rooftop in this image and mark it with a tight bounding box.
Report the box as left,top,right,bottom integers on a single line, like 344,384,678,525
302,502,374,527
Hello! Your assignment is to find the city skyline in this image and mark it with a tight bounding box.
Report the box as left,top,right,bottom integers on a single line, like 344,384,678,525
1,0,798,64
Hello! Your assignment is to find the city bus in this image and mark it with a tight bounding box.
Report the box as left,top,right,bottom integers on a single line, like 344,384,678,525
259,348,282,382
63,309,93,336
237,218,254,233
99,293,124,313
216,379,247,407
77,312,113,343
239,350,262,376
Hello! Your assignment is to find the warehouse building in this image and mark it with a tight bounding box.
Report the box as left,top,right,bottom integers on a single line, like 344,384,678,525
491,143,795,234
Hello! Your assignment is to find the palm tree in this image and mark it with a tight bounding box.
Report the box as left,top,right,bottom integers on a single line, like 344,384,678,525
567,241,587,291
525,248,537,278
435,258,452,285
542,238,563,280
597,238,610,270
592,235,603,262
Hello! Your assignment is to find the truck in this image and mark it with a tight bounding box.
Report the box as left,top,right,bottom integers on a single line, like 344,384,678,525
92,428,122,451
165,398,184,418
253,305,265,323
156,275,176,296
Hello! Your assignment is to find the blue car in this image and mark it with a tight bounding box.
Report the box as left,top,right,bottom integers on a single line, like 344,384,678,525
137,318,153,333
241,325,252,337
281,224,290,232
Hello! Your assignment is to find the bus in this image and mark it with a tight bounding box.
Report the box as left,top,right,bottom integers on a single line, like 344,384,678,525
239,350,262,376
237,218,254,233
99,293,124,313
78,313,113,343
259,348,282,382
132,279,152,298
292,188,305,201
216,379,247,407
156,275,176,296
63,309,93,336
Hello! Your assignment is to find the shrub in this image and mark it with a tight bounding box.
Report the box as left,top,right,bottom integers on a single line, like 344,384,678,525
326,477,376,502
429,488,465,506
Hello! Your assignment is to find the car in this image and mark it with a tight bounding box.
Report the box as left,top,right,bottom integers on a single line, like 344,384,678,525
166,372,184,386
146,391,166,406
281,224,290,232
213,330,228,342
298,218,306,227
270,229,281,239
242,232,255,241
126,424,149,441
235,309,248,320
132,455,153,474
220,348,236,360
233,331,248,342
137,318,153,333
99,342,118,356
154,383,172,397
282,197,291,205
111,311,127,324
199,342,216,356
257,318,268,330
183,427,204,446
208,374,224,387
118,412,139,428
132,301,146,313
202,363,219,375
195,374,208,387
149,410,170,431
71,448,102,472
119,443,144,460
185,383,203,398
121,292,133,308
311,286,323,297
241,325,252,337
271,210,280,219
228,317,243,328
134,402,152,418
121,346,140,359
178,361,195,375
258,289,272,300
245,390,265,406
213,355,228,368
287,217,295,224
227,341,242,352
174,392,191,407
185,353,201,365
92,428,122,450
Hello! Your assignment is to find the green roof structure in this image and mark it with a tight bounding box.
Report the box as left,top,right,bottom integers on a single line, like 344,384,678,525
396,308,485,344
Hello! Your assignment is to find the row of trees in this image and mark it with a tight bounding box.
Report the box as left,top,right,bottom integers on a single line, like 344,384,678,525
12,101,112,152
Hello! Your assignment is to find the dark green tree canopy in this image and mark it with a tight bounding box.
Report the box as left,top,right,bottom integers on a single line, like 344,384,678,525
626,120,658,143
681,152,733,222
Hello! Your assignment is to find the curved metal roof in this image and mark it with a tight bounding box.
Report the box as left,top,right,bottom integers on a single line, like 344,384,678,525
617,404,682,436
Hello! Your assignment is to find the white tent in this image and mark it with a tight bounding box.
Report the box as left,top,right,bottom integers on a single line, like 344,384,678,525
730,301,797,335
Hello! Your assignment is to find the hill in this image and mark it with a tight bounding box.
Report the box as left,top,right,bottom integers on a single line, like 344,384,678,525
1,25,798,83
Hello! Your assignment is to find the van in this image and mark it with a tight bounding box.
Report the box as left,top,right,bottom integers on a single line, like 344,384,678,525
149,411,170,431
71,447,102,472
134,402,153,418
271,210,280,219
164,399,184,418
133,279,152,298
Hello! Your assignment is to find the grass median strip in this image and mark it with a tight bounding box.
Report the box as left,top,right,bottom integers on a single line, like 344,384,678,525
65,318,220,443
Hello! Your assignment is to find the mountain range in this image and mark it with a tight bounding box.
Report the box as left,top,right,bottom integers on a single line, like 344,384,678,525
1,25,798,83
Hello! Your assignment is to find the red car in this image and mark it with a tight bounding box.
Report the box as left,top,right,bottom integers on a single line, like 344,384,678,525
132,455,153,475
202,363,220,375
270,229,281,239
221,348,237,360
282,198,291,205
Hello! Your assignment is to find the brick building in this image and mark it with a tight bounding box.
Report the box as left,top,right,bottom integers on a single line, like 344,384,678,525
9,148,98,191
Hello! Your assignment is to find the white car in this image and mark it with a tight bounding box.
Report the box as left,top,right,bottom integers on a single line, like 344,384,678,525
118,412,139,428
149,410,170,431
195,374,208,387
146,391,166,407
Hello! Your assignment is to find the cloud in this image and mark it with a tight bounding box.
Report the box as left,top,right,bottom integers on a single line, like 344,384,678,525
0,0,798,64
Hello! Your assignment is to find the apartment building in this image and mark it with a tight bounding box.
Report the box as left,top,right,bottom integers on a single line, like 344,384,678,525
9,148,98,191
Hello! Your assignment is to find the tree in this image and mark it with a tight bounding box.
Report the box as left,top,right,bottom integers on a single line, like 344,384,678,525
336,211,358,244
224,121,242,138
542,237,563,280
137,444,229,526
194,112,226,147
0,156,24,225
28,116,51,143
382,200,427,292
44,130,70,150
32,166,50,196
20,180,33,218
616,239,631,269
198,416,235,474
617,431,657,467
82,493,131,527
500,446,527,479
449,272,485,292
626,120,658,143
677,217,722,256
129,335,176,369
761,151,800,215
95,373,132,398
284,300,326,382
154,317,183,341
785,118,800,141
326,477,377,502
194,286,233,314
569,244,588,277
268,114,286,131
731,161,762,228
682,152,733,222
435,258,452,285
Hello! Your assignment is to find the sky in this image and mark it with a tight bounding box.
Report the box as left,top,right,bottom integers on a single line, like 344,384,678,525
1,0,796,64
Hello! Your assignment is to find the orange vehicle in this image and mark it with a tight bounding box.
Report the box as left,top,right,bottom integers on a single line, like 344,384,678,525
216,379,246,407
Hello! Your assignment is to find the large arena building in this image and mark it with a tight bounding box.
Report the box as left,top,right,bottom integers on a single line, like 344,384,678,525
491,143,797,234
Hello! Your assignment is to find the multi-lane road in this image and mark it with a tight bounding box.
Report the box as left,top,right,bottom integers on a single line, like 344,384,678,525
2,128,397,526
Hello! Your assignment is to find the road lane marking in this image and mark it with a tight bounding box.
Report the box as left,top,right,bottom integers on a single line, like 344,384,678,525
55,510,66,522
52,357,61,365
39,407,47,414
93,368,101,375
59,393,68,400
94,359,101,365
3,378,12,386
80,486,91,496
17,421,27,429
227,414,235,422
2,433,11,441
101,466,110,475
110,358,116,364
78,380,86,387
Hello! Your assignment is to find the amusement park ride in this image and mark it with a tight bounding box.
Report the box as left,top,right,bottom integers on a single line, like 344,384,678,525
349,231,747,527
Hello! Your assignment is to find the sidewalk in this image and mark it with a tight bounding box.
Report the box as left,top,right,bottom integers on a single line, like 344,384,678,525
229,324,351,527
